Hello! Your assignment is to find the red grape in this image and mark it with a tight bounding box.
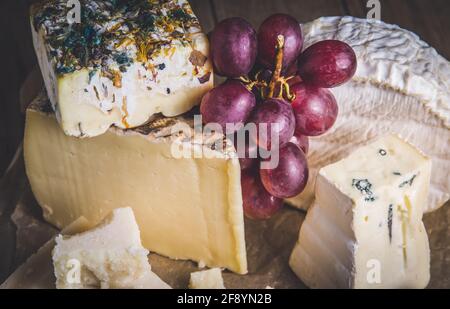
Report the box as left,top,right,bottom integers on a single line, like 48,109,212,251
291,83,338,136
210,17,257,77
298,40,357,88
241,169,283,220
200,80,256,134
256,68,273,84
234,133,259,170
260,143,309,198
248,98,295,150
290,133,309,154
258,14,303,70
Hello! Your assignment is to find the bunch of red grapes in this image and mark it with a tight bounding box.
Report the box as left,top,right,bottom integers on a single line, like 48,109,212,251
200,14,357,220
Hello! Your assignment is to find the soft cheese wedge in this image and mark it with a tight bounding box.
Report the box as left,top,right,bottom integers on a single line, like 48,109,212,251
31,0,213,137
289,135,431,289
287,16,450,213
53,208,170,289
24,91,247,274
189,268,225,289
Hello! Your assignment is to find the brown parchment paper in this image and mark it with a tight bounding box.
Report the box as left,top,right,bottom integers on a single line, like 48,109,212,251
0,150,449,289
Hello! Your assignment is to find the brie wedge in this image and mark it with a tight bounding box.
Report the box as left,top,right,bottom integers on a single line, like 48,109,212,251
189,268,225,289
24,91,247,274
53,207,170,289
287,16,450,213
30,0,213,137
289,134,431,288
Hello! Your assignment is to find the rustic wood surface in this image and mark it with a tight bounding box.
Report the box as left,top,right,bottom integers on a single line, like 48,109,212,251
1,0,450,176
0,0,449,288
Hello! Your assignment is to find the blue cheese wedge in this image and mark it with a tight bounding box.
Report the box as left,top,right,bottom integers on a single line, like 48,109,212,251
31,0,213,137
52,207,171,289
287,16,450,213
189,268,225,289
289,134,431,288
24,91,247,275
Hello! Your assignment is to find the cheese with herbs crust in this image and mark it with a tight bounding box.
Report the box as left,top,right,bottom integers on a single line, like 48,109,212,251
31,0,213,137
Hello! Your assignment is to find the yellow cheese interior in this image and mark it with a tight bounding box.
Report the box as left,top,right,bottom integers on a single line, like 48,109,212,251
24,109,247,274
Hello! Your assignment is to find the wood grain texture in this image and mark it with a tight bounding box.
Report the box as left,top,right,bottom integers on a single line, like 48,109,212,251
212,0,346,27
189,0,216,32
0,1,23,179
345,0,450,59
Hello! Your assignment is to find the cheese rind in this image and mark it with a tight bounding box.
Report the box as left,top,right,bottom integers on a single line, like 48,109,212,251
24,92,247,274
189,268,225,289
30,0,213,137
289,135,431,289
52,208,170,289
288,16,450,213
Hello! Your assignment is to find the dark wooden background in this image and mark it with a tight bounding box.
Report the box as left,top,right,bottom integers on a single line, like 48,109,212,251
1,0,450,177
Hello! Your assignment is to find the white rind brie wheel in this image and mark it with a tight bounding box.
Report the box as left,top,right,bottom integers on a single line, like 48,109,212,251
287,16,450,213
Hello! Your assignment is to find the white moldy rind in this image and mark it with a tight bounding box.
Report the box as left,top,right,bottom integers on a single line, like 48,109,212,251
303,16,449,123
287,16,450,213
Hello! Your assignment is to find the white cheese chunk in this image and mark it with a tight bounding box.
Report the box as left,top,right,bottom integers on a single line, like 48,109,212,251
289,134,431,288
24,91,247,275
52,208,170,289
287,16,450,213
30,0,213,137
0,217,91,289
189,268,225,289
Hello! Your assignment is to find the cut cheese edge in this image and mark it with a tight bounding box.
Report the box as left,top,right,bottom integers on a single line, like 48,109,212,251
189,268,225,289
24,91,247,274
289,134,431,288
52,207,170,289
287,16,450,213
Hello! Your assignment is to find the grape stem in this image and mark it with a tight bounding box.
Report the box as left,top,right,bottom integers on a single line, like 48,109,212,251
237,35,296,101
268,35,285,98
278,76,296,101
239,75,267,92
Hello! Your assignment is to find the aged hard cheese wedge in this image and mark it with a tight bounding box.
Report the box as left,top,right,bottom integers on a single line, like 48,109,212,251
287,16,450,213
289,135,431,288
24,91,247,274
53,208,170,289
31,0,213,137
189,268,225,289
